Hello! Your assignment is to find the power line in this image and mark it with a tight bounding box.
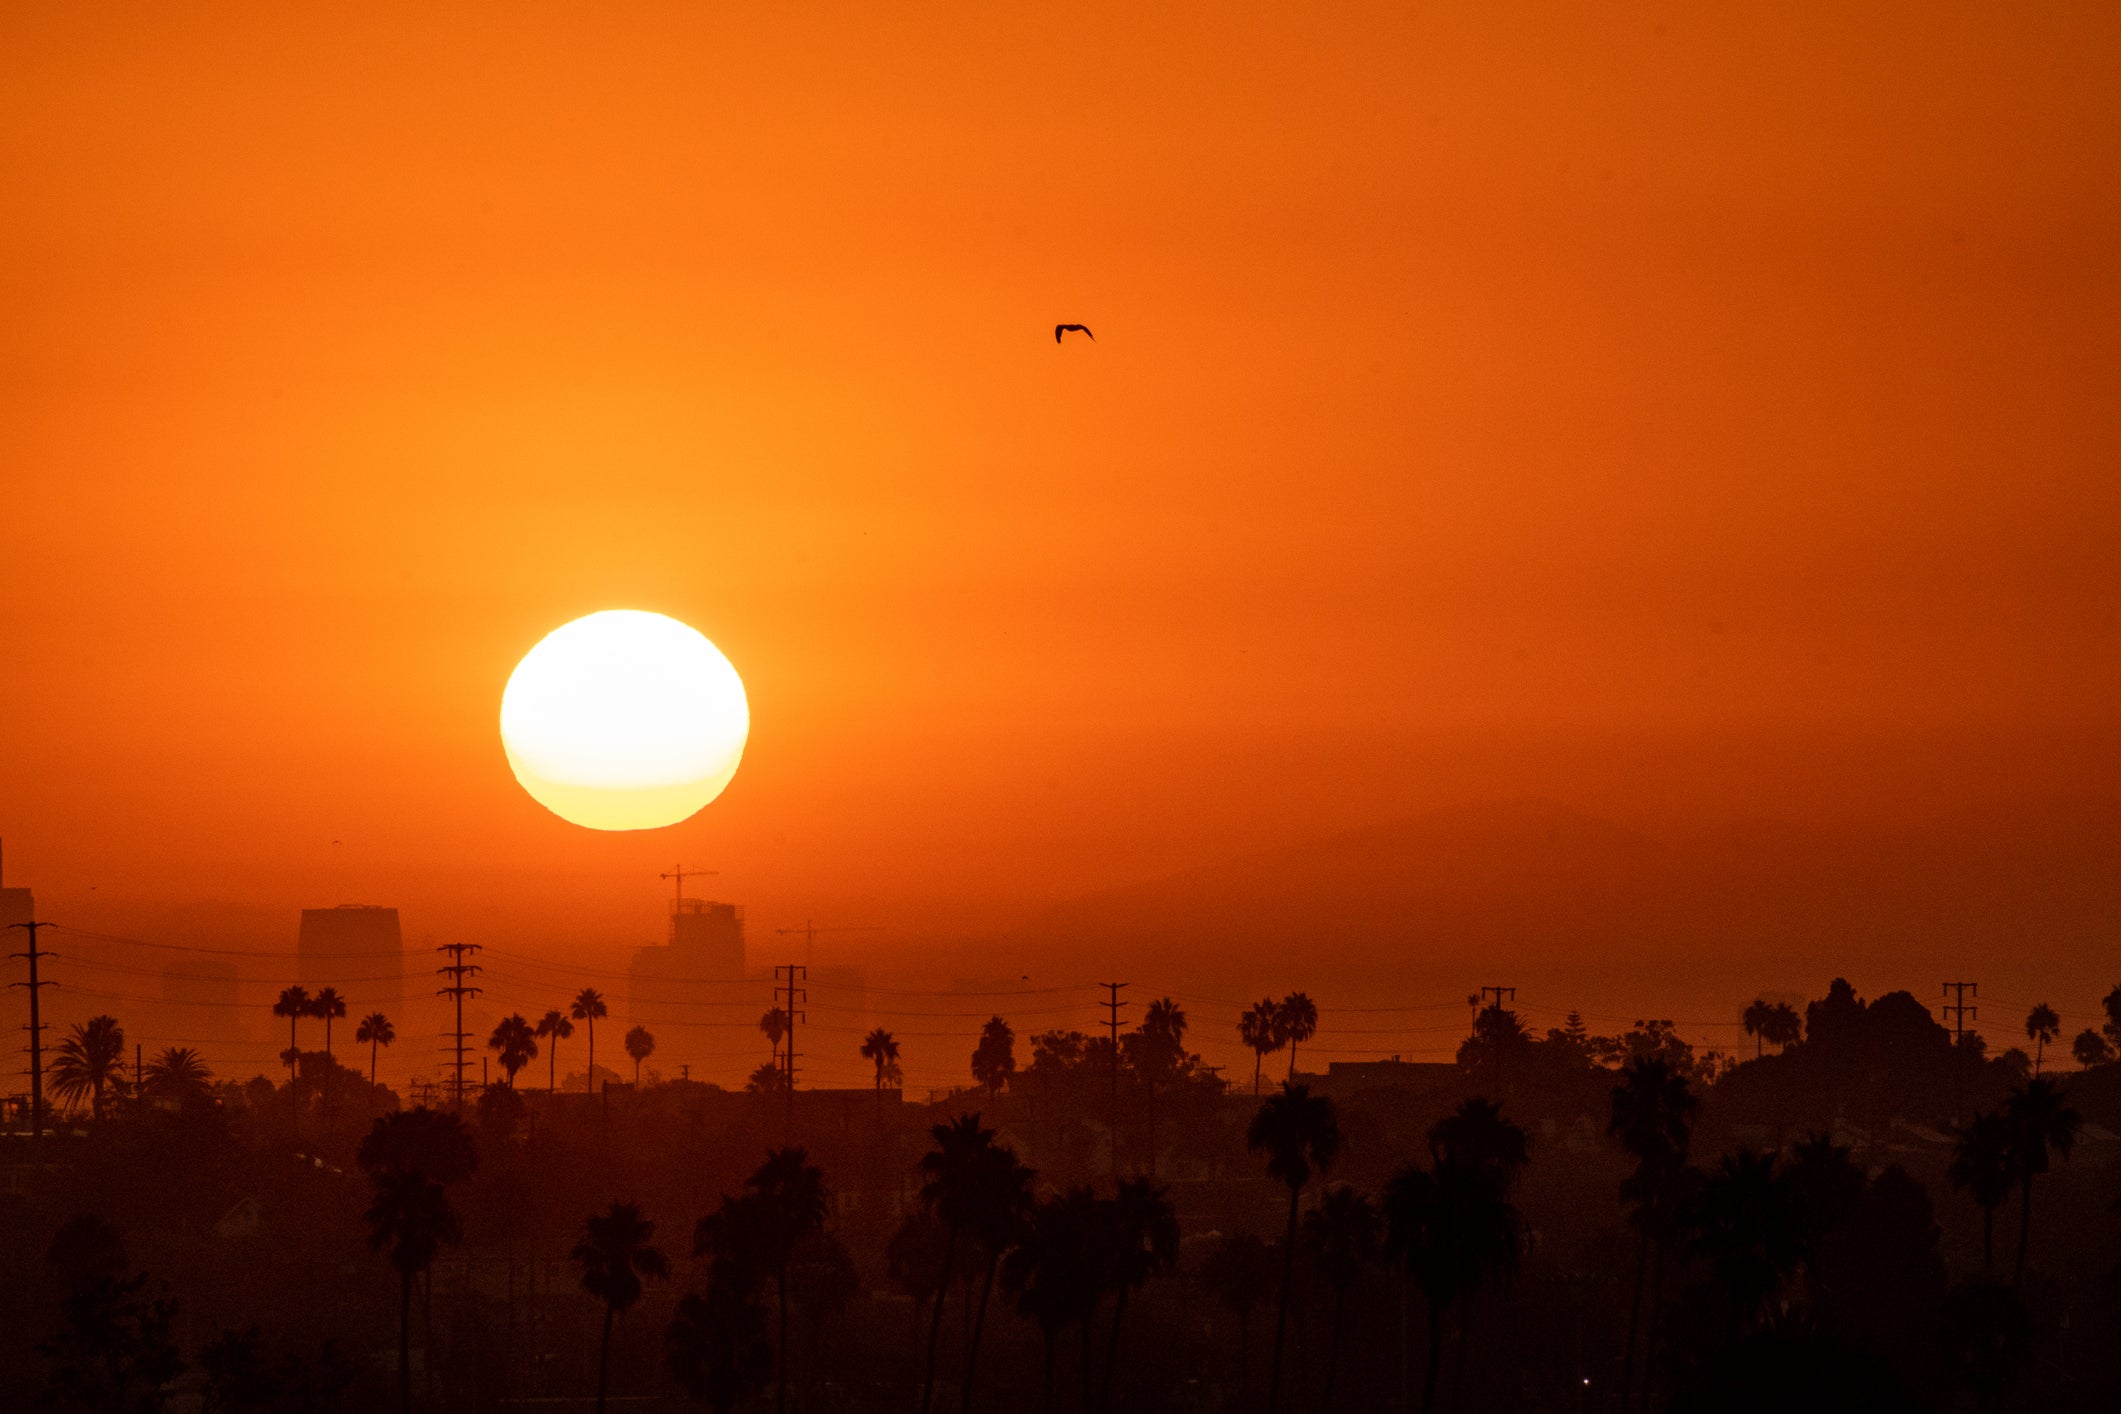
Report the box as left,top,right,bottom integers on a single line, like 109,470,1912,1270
1942,981,1978,1046
775,963,806,1134
436,943,483,1109
1099,981,1128,1173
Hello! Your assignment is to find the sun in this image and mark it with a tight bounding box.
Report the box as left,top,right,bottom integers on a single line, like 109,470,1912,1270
500,610,750,831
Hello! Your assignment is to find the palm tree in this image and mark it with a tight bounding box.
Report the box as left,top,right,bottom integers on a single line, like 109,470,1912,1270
745,1147,831,1414
1239,999,1287,1096
488,1013,538,1088
668,1273,773,1414
2024,1004,2060,1075
760,1007,790,1073
860,1027,900,1122
1304,1185,1380,1414
1200,1232,1276,1400
1100,1177,1179,1408
916,1113,1001,1414
625,1025,655,1085
572,987,608,1094
2003,1076,2081,1286
273,985,311,1132
535,1009,573,1092
1247,1081,1341,1414
2072,1028,2115,1068
1002,1188,1108,1414
366,1169,460,1414
574,1201,671,1414
955,1137,1035,1414
141,1046,213,1107
1741,998,1772,1058
1607,1056,1697,1414
358,1106,480,1187
1277,992,1318,1079
311,986,348,1128
1386,1154,1519,1414
971,1015,1017,1096
356,1012,395,1085
1763,1001,1803,1052
1949,1111,2015,1278
48,1015,125,1119
1690,1149,1800,1341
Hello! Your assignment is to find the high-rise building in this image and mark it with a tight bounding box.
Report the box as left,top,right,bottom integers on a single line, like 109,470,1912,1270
629,899,760,1079
0,838,33,934
297,905,404,1017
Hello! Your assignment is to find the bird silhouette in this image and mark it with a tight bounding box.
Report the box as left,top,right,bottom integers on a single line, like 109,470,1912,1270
1055,323,1094,343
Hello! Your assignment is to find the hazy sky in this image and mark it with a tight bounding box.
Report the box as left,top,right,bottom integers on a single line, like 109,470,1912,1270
4,4,2117,1043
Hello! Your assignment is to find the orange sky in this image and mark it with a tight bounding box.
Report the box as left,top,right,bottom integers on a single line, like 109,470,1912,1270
3,5,2118,1081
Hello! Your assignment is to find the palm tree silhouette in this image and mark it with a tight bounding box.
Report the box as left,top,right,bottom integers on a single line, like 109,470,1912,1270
667,1272,774,1414
1100,1176,1179,1408
2024,1004,2060,1075
1741,998,1772,1058
861,1027,900,1122
1277,993,1318,1079
534,1009,573,1093
574,1200,670,1414
488,1013,538,1088
1132,999,1187,1175
1763,1001,1802,1052
760,1007,790,1075
1001,1187,1107,1414
1247,1080,1341,1414
356,1012,394,1086
1949,1111,2015,1277
572,988,608,1094
960,1138,1035,1414
745,1147,831,1414
366,1169,460,1414
1607,1056,1696,1414
358,1105,479,1186
1304,1185,1380,1413
625,1025,656,1085
1238,999,1287,1096
1689,1149,1800,1341
310,986,348,1131
49,1015,125,1120
141,1046,212,1107
971,1015,1017,1097
273,985,312,1133
886,1210,952,1355
916,1112,1013,1414
2003,1076,2081,1286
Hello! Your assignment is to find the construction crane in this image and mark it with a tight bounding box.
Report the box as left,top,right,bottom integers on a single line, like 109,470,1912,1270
773,920,884,967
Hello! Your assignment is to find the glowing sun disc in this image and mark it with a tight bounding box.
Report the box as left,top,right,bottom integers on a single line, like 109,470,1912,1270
500,610,749,831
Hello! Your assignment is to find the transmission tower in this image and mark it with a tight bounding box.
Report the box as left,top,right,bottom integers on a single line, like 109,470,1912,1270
1100,981,1129,1172
1475,985,1517,1092
436,943,483,1108
774,963,807,1133
8,919,54,1139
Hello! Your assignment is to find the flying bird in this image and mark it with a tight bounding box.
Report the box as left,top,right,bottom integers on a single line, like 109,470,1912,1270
1055,323,1094,343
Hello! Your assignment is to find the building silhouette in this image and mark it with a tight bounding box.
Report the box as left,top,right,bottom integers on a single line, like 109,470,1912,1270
297,904,404,1017
629,898,760,1080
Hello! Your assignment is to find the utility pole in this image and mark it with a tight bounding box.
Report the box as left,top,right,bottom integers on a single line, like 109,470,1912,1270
1100,982,1129,1173
436,943,483,1109
8,920,53,1139
1476,985,1517,1093
1941,981,1978,1047
775,963,807,1135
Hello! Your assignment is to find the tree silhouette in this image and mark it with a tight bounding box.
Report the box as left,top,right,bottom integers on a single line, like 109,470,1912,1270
49,1015,125,1120
1763,1001,1802,1052
573,1201,670,1414
1689,1149,1800,1341
273,985,311,1133
747,1060,788,1096
572,988,608,1094
141,1046,213,1107
39,1220,183,1414
1002,1187,1108,1414
861,1026,901,1121
1949,1111,2014,1278
1304,1184,1380,1413
2002,1076,2080,1286
2070,1027,2114,1068
309,986,348,1130
1277,993,1318,1079
1200,1232,1277,1401
366,1170,460,1414
668,1273,773,1414
487,1013,538,1088
625,1025,656,1085
971,1015,1017,1097
1247,1081,1341,1414
1239,999,1287,1096
2022,1004,2059,1075
535,1009,573,1093
1742,998,1772,1059
915,1112,1017,1414
1099,1177,1179,1407
743,1147,831,1414
886,1210,952,1355
356,1011,394,1086
1606,1056,1698,1414
359,1106,479,1187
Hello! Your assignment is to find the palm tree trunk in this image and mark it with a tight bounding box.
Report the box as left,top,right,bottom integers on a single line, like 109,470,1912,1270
2013,1176,2034,1287
962,1251,999,1414
1321,1286,1345,1413
1288,1040,1298,1079
1099,1282,1131,1410
1267,1185,1299,1414
1420,1301,1444,1414
549,1045,557,1094
1618,1227,1648,1414
1079,1316,1097,1414
596,1301,614,1414
399,1267,414,1414
1642,1240,1667,1411
371,1038,379,1086
779,1257,791,1414
920,1225,958,1414
1253,1050,1262,1096
586,1022,595,1094
1982,1204,1994,1278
